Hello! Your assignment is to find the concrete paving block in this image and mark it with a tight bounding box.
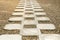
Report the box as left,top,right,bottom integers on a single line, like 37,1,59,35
18,4,25,6
18,4,24,5
25,9,33,11
33,3,40,5
25,7,33,9
37,17,50,21
34,9,44,12
17,5,24,7
25,4,31,6
4,24,22,30
25,3,31,5
25,11,33,13
34,7,42,9
35,12,46,15
8,17,23,21
16,7,24,9
24,14,34,17
25,5,31,7
14,9,24,12
0,34,22,40
41,34,60,40
24,20,36,25
37,24,55,29
12,12,23,16
33,4,41,7
25,6,32,8
21,28,40,35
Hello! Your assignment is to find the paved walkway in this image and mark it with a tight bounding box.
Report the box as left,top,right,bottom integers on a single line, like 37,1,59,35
0,0,60,40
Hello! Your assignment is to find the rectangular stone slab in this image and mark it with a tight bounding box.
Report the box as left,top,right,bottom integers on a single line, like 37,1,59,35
12,12,23,16
16,8,24,9
25,6,32,8
24,15,34,17
17,5,24,7
35,12,46,15
18,3,24,5
8,17,23,21
4,24,22,30
37,24,55,29
25,8,33,9
34,7,42,9
37,17,50,21
25,5,31,6
24,20,36,25
14,9,24,11
25,9,33,11
41,34,60,40
25,11,33,13
18,4,24,6
0,34,22,40
25,4,31,5
34,9,44,12
21,28,40,35
33,5,41,7
16,7,24,9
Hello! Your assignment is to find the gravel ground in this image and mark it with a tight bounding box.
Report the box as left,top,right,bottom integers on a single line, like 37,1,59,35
37,0,60,34
0,0,19,34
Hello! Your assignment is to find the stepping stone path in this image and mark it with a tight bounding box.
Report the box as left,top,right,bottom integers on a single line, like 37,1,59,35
1,0,60,40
